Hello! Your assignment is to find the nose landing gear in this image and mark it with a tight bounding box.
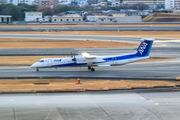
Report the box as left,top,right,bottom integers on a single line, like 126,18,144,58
36,68,39,72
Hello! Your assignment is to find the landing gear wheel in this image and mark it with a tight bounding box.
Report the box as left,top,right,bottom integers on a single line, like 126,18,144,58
36,68,39,72
88,66,91,70
91,68,95,71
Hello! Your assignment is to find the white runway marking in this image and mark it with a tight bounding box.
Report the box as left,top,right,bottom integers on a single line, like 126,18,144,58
155,40,180,43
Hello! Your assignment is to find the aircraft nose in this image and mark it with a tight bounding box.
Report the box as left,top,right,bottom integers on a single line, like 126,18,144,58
31,63,37,68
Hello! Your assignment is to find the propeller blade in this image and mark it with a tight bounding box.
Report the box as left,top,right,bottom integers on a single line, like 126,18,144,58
73,54,76,63
71,52,73,57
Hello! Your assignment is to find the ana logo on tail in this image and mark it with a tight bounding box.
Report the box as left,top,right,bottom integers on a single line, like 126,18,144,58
139,42,148,55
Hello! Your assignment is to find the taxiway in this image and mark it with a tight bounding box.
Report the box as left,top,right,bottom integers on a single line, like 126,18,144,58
0,90,180,120
0,34,180,80
0,26,180,31
0,32,180,120
0,35,179,80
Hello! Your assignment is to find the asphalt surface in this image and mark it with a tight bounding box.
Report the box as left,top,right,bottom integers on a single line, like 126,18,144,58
0,46,179,57
0,34,180,120
0,35,179,80
0,90,180,120
1,26,180,31
0,34,176,43
0,60,179,80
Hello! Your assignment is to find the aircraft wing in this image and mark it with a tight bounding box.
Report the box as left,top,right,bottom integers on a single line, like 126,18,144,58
82,52,96,59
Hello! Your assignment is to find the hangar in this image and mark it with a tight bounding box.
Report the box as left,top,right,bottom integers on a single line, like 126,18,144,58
52,14,83,23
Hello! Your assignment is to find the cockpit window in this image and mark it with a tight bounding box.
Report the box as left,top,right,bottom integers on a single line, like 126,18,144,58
38,60,44,62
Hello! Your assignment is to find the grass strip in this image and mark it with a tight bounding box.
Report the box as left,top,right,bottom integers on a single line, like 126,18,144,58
0,31,180,38
0,79,179,93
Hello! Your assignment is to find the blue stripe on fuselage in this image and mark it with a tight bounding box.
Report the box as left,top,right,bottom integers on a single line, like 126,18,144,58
49,53,145,67
103,53,138,61
47,62,87,68
43,51,149,68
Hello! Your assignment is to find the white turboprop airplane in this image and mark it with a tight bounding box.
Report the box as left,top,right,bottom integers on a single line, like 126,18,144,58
31,38,154,72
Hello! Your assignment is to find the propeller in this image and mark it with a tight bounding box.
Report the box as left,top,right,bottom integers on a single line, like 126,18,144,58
71,52,76,63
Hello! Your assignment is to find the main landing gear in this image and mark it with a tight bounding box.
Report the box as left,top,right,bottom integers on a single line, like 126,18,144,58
36,68,39,72
91,68,95,71
88,66,95,71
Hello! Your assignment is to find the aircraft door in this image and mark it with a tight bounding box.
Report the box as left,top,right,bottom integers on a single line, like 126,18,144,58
47,59,52,66
76,57,87,64
113,57,117,65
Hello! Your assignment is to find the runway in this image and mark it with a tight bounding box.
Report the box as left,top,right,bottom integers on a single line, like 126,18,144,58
0,59,179,80
0,46,179,56
1,26,180,31
0,31,180,120
0,90,180,120
0,35,179,80
0,34,176,43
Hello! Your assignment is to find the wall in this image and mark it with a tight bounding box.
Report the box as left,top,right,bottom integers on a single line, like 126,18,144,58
86,16,97,22
52,16,83,23
96,16,141,23
25,12,43,22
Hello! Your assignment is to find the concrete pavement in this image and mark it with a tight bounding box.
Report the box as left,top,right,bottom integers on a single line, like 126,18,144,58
0,90,180,120
0,35,179,80
0,26,180,31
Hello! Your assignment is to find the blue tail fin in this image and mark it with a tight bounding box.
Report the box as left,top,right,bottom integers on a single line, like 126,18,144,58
135,38,154,57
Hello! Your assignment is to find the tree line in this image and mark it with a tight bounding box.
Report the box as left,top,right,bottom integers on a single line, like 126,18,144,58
0,3,151,21
0,3,71,21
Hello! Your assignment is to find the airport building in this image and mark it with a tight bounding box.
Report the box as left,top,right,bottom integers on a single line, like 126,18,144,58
86,16,98,22
95,14,141,23
0,15,12,23
25,12,43,22
52,14,83,23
